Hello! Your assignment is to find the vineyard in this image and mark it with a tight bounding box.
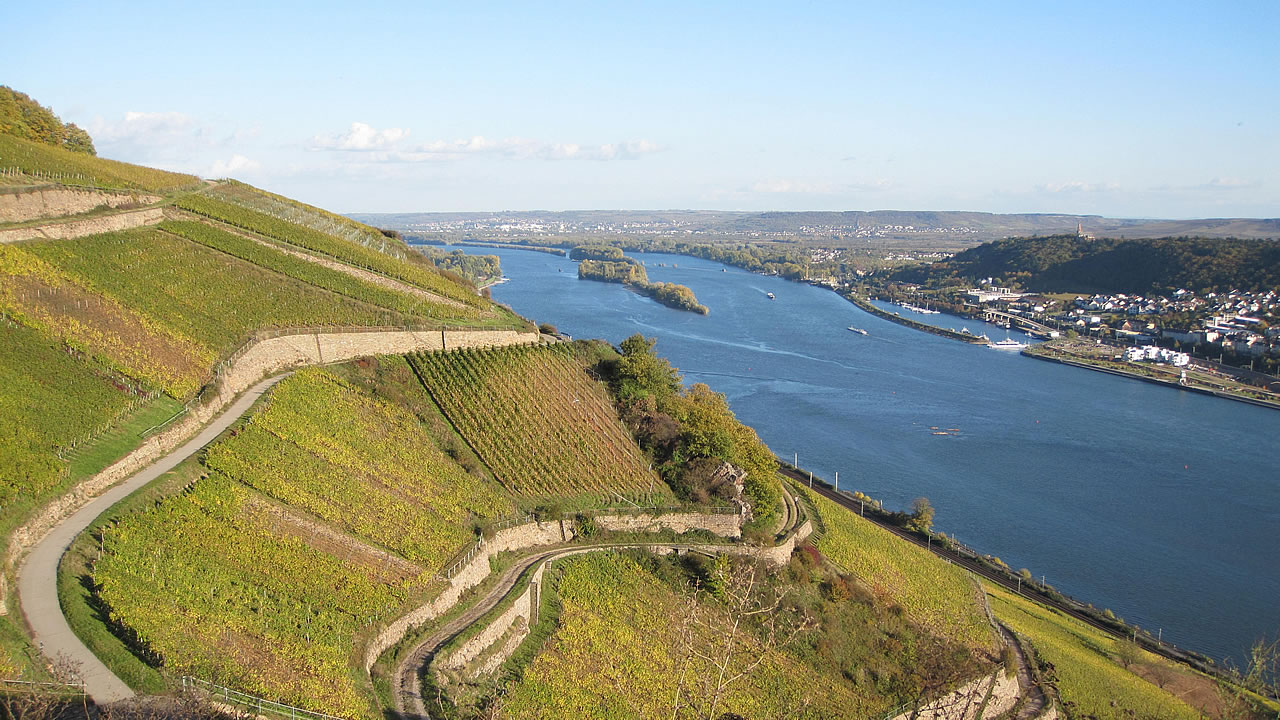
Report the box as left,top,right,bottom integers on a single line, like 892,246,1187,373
497,552,874,719
21,228,428,372
986,583,1202,720
174,192,486,310
802,488,995,653
407,344,668,504
0,134,200,192
202,368,515,568
207,181,407,260
1,241,212,397
0,321,139,524
95,472,412,719
95,367,524,718
159,220,455,320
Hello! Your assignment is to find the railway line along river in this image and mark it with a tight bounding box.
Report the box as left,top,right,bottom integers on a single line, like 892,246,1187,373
429,243,1280,668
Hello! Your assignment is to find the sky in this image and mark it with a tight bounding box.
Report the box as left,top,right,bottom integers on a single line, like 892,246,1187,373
5,1,1278,218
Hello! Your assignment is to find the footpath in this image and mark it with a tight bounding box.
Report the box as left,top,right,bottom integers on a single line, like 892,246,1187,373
10,328,537,704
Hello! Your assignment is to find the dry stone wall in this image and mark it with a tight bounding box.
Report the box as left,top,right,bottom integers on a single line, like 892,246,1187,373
592,511,741,538
437,563,546,676
890,668,1018,720
363,519,571,671
3,329,538,612
0,188,159,224
0,207,164,243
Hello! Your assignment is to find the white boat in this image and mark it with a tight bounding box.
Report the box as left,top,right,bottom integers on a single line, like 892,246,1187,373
767,292,775,300
847,326,868,335
988,334,1027,350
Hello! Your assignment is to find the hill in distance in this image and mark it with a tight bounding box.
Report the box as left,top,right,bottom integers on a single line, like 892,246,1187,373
353,209,1280,250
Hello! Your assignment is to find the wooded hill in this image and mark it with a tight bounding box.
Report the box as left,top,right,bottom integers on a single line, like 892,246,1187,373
892,234,1280,294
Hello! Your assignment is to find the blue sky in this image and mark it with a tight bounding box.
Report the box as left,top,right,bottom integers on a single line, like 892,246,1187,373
6,1,1277,217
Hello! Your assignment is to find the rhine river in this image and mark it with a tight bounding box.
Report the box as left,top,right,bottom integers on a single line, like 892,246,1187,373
433,244,1280,666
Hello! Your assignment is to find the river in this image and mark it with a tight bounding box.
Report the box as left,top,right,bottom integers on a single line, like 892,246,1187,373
436,244,1280,666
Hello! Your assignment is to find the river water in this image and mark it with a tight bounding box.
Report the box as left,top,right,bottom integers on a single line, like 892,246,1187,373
437,244,1280,666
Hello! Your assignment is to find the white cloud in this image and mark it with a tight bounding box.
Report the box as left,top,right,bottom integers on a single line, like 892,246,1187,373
310,122,409,151
91,111,199,146
310,126,662,163
752,179,845,194
209,154,261,177
1038,181,1122,194
1204,177,1256,189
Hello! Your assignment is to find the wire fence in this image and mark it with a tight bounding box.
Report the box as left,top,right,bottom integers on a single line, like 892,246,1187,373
0,678,86,695
182,676,346,720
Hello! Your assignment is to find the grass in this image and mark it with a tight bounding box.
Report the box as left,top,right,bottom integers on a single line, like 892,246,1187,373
65,395,184,481
800,487,995,653
984,581,1203,720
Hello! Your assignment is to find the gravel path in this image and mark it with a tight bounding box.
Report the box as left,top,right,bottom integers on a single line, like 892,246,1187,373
16,374,288,704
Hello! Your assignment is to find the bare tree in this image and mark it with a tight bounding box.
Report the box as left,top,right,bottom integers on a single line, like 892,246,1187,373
1216,635,1280,720
670,557,814,720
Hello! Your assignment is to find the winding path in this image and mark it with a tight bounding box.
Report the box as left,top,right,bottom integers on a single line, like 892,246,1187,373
393,543,707,720
16,374,289,704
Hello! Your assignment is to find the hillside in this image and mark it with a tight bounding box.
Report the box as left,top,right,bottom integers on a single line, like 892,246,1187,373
892,234,1280,294
0,107,527,684
3,91,1253,720
355,209,1280,250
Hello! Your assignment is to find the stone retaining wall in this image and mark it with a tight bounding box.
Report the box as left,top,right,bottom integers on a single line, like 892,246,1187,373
0,188,159,224
363,519,571,671
592,511,742,538
437,563,546,676
0,206,164,243
3,329,538,613
890,668,1018,720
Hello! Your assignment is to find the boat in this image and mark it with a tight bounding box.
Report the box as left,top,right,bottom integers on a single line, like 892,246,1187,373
767,292,775,300
988,334,1027,350
847,326,868,335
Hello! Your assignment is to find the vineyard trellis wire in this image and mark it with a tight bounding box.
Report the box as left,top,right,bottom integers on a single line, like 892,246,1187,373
181,676,347,720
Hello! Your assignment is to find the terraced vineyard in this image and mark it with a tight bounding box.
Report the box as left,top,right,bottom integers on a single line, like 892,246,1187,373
986,583,1202,719
498,552,880,719
160,220,451,318
0,321,141,521
175,192,486,311
17,228,433,387
802,488,995,653
203,367,515,566
96,472,411,719
96,366,516,718
207,181,407,260
0,134,200,192
408,344,667,503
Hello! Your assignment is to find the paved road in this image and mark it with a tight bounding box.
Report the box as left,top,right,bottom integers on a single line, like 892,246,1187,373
16,374,289,704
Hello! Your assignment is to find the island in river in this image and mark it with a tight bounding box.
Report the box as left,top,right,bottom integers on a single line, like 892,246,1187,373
573,246,708,314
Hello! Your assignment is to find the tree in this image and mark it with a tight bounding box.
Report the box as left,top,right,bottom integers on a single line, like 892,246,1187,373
909,497,935,533
670,558,814,720
1115,637,1141,670
615,334,682,403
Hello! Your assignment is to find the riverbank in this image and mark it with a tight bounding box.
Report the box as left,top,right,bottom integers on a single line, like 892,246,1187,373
1024,342,1280,412
842,293,987,344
